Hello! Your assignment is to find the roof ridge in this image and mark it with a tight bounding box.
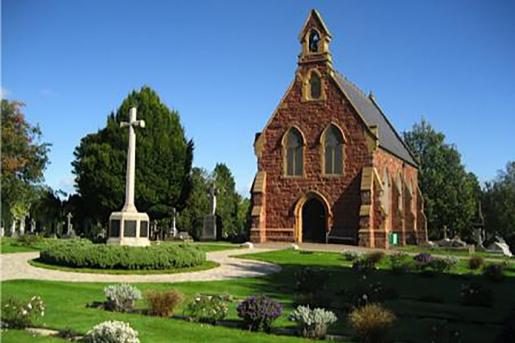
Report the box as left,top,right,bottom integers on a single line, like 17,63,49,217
335,72,370,99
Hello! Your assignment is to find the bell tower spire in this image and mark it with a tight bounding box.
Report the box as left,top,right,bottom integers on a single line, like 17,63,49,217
298,9,333,68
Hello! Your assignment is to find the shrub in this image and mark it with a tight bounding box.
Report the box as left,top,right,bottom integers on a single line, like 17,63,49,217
83,320,139,343
483,263,506,282
15,235,44,247
39,240,205,270
348,304,396,343
429,257,456,273
289,305,337,339
237,295,283,333
185,294,232,324
57,327,80,339
1,296,45,329
388,253,413,274
468,256,485,270
460,282,493,307
342,251,362,261
413,253,433,269
144,289,182,317
104,284,141,312
364,251,385,265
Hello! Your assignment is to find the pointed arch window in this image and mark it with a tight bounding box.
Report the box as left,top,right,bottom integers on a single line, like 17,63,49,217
396,175,403,211
284,128,304,176
309,72,321,99
308,29,320,53
323,125,344,175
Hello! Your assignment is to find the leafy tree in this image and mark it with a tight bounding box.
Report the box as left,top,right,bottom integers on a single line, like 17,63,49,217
176,167,210,239
213,163,241,238
1,100,50,230
482,161,515,242
403,119,479,240
72,87,193,226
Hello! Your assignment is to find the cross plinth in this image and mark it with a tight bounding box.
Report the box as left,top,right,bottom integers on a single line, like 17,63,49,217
107,107,150,247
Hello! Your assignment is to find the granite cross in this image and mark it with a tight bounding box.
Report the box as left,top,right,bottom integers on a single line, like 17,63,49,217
120,107,145,213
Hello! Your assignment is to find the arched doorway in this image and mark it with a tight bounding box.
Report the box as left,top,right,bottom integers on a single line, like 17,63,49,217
301,198,327,243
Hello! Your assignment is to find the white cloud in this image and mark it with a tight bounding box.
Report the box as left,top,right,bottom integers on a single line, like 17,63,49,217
1,87,10,99
58,177,76,195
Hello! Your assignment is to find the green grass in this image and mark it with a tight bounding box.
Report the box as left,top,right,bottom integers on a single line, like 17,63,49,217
393,244,514,260
0,237,52,254
2,249,515,342
28,258,219,275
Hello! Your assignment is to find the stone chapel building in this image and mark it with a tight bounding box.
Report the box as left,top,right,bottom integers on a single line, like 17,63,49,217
250,10,428,248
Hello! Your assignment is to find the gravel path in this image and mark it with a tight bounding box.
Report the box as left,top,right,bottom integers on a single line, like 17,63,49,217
0,248,280,283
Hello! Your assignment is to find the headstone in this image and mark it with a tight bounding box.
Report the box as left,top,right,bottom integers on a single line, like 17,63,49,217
178,231,193,242
30,218,36,234
240,242,254,249
0,226,4,237
171,207,178,238
19,217,26,236
107,107,150,246
487,242,513,257
65,212,76,238
201,184,218,240
443,225,448,240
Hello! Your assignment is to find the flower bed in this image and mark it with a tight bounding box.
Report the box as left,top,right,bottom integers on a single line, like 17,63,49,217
39,239,205,270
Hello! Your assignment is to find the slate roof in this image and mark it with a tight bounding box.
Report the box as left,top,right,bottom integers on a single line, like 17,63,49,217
334,73,418,167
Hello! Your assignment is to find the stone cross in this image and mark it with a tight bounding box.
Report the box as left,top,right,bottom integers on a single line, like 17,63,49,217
171,207,177,237
120,107,145,213
66,212,73,234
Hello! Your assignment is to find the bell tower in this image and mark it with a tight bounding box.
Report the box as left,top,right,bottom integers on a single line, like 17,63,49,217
298,9,333,68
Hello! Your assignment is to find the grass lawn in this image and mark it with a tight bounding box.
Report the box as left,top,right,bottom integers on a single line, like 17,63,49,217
393,244,513,260
2,249,514,342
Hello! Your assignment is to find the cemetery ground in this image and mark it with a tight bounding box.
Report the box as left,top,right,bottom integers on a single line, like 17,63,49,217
1,242,515,342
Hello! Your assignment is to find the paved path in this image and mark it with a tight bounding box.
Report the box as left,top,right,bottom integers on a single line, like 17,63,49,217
0,248,281,283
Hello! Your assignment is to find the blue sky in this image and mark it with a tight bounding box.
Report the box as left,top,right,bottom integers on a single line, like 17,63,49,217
3,0,515,196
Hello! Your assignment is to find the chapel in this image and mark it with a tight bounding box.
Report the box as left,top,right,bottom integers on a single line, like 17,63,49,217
249,10,428,248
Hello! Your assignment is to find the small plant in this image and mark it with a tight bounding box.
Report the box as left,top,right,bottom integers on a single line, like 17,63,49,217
1,296,45,329
237,295,283,333
289,305,337,339
468,256,484,270
348,303,396,343
364,251,385,265
413,253,433,269
104,284,142,312
388,253,413,274
144,289,182,317
185,294,232,324
342,251,362,261
429,257,456,273
460,282,493,307
483,263,506,282
83,320,139,343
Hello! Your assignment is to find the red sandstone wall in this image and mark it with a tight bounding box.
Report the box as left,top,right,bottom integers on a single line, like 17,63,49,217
257,63,373,241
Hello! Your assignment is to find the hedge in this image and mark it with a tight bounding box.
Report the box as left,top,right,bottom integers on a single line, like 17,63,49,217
39,239,206,270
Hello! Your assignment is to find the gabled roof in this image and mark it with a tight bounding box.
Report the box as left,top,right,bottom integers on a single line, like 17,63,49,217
333,73,418,167
298,9,332,41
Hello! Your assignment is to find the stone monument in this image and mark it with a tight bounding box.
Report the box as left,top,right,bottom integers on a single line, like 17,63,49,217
65,212,76,238
171,207,178,238
107,107,150,246
201,184,218,240
30,218,36,234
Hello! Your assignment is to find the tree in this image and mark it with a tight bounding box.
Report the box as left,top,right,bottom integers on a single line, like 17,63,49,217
482,161,515,242
403,119,479,240
1,100,50,231
176,167,210,239
72,87,193,226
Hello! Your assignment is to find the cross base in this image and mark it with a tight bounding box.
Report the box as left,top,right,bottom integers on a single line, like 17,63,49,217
107,211,150,247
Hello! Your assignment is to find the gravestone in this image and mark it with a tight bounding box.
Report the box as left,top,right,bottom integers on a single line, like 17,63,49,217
30,218,36,234
201,184,218,240
65,212,76,238
171,207,178,238
107,107,150,246
487,235,513,257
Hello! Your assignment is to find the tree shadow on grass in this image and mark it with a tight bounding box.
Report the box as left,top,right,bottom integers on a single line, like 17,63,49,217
234,253,515,343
